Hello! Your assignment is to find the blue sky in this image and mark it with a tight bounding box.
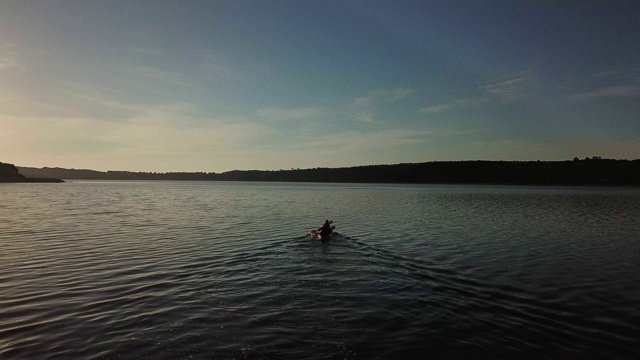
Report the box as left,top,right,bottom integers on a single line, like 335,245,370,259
1,0,639,172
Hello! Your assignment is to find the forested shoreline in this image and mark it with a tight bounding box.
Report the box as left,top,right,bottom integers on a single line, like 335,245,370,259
15,158,640,186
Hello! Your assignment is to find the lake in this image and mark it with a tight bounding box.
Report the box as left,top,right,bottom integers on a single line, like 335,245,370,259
1,181,639,359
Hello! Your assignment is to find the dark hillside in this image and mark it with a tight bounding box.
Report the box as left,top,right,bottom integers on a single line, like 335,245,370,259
1,162,63,183
1,162,26,182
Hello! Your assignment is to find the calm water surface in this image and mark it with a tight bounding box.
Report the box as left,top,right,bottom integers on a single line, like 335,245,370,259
1,181,639,359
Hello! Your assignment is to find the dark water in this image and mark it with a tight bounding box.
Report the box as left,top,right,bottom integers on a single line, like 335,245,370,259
1,181,639,359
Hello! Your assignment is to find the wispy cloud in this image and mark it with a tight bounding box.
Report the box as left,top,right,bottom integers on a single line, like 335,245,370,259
125,46,165,57
123,65,194,89
110,112,272,153
421,97,488,113
353,87,415,106
567,86,640,101
201,57,249,82
0,43,18,70
306,129,429,151
346,87,414,123
0,88,80,117
421,103,454,113
38,81,179,121
438,129,480,136
200,53,272,83
421,72,531,114
355,112,376,123
593,70,622,78
386,87,415,101
256,107,326,121
480,75,529,102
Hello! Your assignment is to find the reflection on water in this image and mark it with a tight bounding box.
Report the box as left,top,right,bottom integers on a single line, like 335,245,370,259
1,182,639,359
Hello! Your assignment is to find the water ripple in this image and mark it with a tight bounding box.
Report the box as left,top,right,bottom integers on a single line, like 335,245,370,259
1,182,639,359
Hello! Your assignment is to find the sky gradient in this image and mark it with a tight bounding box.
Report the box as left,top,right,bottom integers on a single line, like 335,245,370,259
1,0,639,172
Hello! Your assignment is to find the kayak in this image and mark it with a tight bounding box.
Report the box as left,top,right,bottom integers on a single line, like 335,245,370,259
310,224,336,241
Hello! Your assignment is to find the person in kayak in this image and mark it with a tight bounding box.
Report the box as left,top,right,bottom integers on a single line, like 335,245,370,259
318,220,333,239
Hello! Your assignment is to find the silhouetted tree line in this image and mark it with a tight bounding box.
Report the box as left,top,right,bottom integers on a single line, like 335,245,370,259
15,158,640,185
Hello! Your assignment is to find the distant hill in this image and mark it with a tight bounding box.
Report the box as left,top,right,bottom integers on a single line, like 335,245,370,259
17,158,640,185
1,162,63,183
